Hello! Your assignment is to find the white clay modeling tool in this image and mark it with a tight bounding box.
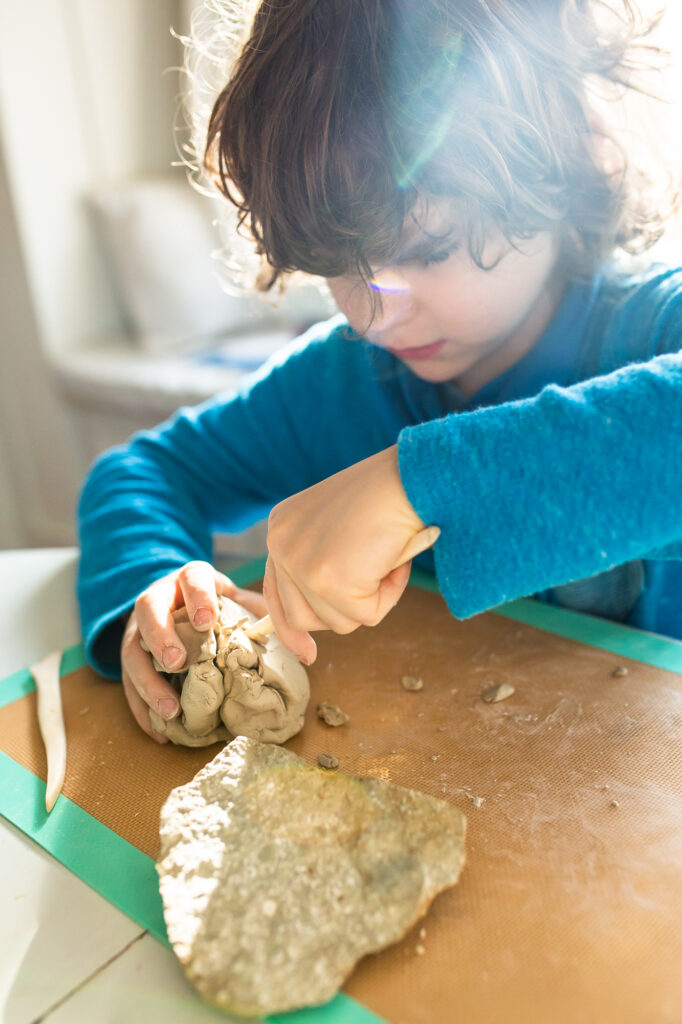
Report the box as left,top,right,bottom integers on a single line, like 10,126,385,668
31,650,66,812
246,525,441,641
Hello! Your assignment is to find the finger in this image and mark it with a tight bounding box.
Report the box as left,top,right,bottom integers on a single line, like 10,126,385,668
290,575,364,636
374,560,412,620
122,622,182,721
134,573,187,671
177,560,220,631
273,564,333,633
262,556,317,665
301,560,412,629
121,668,169,743
213,573,269,619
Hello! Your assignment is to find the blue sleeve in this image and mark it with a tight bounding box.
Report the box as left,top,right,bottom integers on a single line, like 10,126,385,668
398,347,682,619
77,320,352,678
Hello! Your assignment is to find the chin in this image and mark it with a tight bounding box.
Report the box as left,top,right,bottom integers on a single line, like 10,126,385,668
406,360,470,383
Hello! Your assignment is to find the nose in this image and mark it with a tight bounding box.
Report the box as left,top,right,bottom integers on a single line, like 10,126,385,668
367,269,416,335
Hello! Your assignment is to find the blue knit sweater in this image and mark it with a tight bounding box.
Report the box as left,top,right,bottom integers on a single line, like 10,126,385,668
77,263,682,677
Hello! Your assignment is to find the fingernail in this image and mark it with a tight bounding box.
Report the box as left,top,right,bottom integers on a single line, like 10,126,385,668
194,608,212,628
157,698,179,720
162,645,184,669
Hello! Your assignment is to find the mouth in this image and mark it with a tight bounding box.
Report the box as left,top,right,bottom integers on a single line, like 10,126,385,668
387,340,447,361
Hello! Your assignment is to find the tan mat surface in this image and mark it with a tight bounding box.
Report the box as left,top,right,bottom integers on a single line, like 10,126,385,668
1,583,682,1024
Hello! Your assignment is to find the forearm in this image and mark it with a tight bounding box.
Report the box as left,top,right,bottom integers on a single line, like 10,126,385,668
77,442,216,677
77,397,286,675
398,352,682,617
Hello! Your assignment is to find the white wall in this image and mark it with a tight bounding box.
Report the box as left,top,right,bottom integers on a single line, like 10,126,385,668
0,0,183,549
0,127,81,547
0,0,182,361
0,437,22,549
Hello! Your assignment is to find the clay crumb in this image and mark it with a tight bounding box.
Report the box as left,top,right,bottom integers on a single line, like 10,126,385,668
317,702,349,727
612,666,629,678
415,944,426,956
610,799,620,808
401,675,424,692
419,927,427,939
317,753,339,770
481,682,515,704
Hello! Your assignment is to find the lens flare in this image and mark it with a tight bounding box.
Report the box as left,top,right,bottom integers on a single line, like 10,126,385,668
392,34,464,190
369,270,411,294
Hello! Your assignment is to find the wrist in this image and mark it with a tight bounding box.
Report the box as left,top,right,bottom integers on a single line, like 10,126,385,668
375,444,424,530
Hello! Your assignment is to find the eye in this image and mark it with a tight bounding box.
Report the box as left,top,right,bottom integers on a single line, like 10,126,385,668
421,248,453,267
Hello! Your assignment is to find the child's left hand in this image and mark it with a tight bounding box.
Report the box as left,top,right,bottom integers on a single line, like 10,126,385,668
263,445,425,663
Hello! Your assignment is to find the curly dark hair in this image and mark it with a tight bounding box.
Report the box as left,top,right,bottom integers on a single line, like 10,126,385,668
203,0,675,290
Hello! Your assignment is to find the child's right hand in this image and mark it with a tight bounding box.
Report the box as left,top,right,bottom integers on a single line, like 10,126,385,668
119,560,267,742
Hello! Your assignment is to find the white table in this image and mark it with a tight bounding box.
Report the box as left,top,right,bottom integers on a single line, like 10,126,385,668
0,549,256,1024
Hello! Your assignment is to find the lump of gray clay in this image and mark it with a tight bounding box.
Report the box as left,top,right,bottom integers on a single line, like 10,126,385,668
157,735,467,1017
146,596,309,746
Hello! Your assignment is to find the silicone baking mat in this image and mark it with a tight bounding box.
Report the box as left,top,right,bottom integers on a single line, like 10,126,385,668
2,559,682,1024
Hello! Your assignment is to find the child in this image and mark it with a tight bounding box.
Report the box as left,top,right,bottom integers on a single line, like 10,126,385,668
77,0,682,742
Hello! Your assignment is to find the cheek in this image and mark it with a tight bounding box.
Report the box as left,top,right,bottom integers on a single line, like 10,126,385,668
326,279,348,313
441,240,556,325
327,278,371,325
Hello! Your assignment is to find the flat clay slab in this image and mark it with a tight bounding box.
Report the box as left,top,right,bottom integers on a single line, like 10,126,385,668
158,736,466,1016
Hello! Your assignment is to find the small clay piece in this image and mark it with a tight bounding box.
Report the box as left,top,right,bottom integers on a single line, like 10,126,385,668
158,736,467,1017
317,701,349,727
317,752,339,770
481,682,515,704
401,675,424,692
462,789,485,809
612,666,629,678
145,597,309,746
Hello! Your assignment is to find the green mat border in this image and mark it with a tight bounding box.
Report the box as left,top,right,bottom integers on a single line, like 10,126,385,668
2,558,681,1023
231,556,682,674
0,605,386,1023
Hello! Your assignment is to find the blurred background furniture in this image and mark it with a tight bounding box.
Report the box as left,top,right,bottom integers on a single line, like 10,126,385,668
0,0,331,555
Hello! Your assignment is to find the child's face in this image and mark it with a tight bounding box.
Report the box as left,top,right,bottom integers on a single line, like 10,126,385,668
326,203,563,393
